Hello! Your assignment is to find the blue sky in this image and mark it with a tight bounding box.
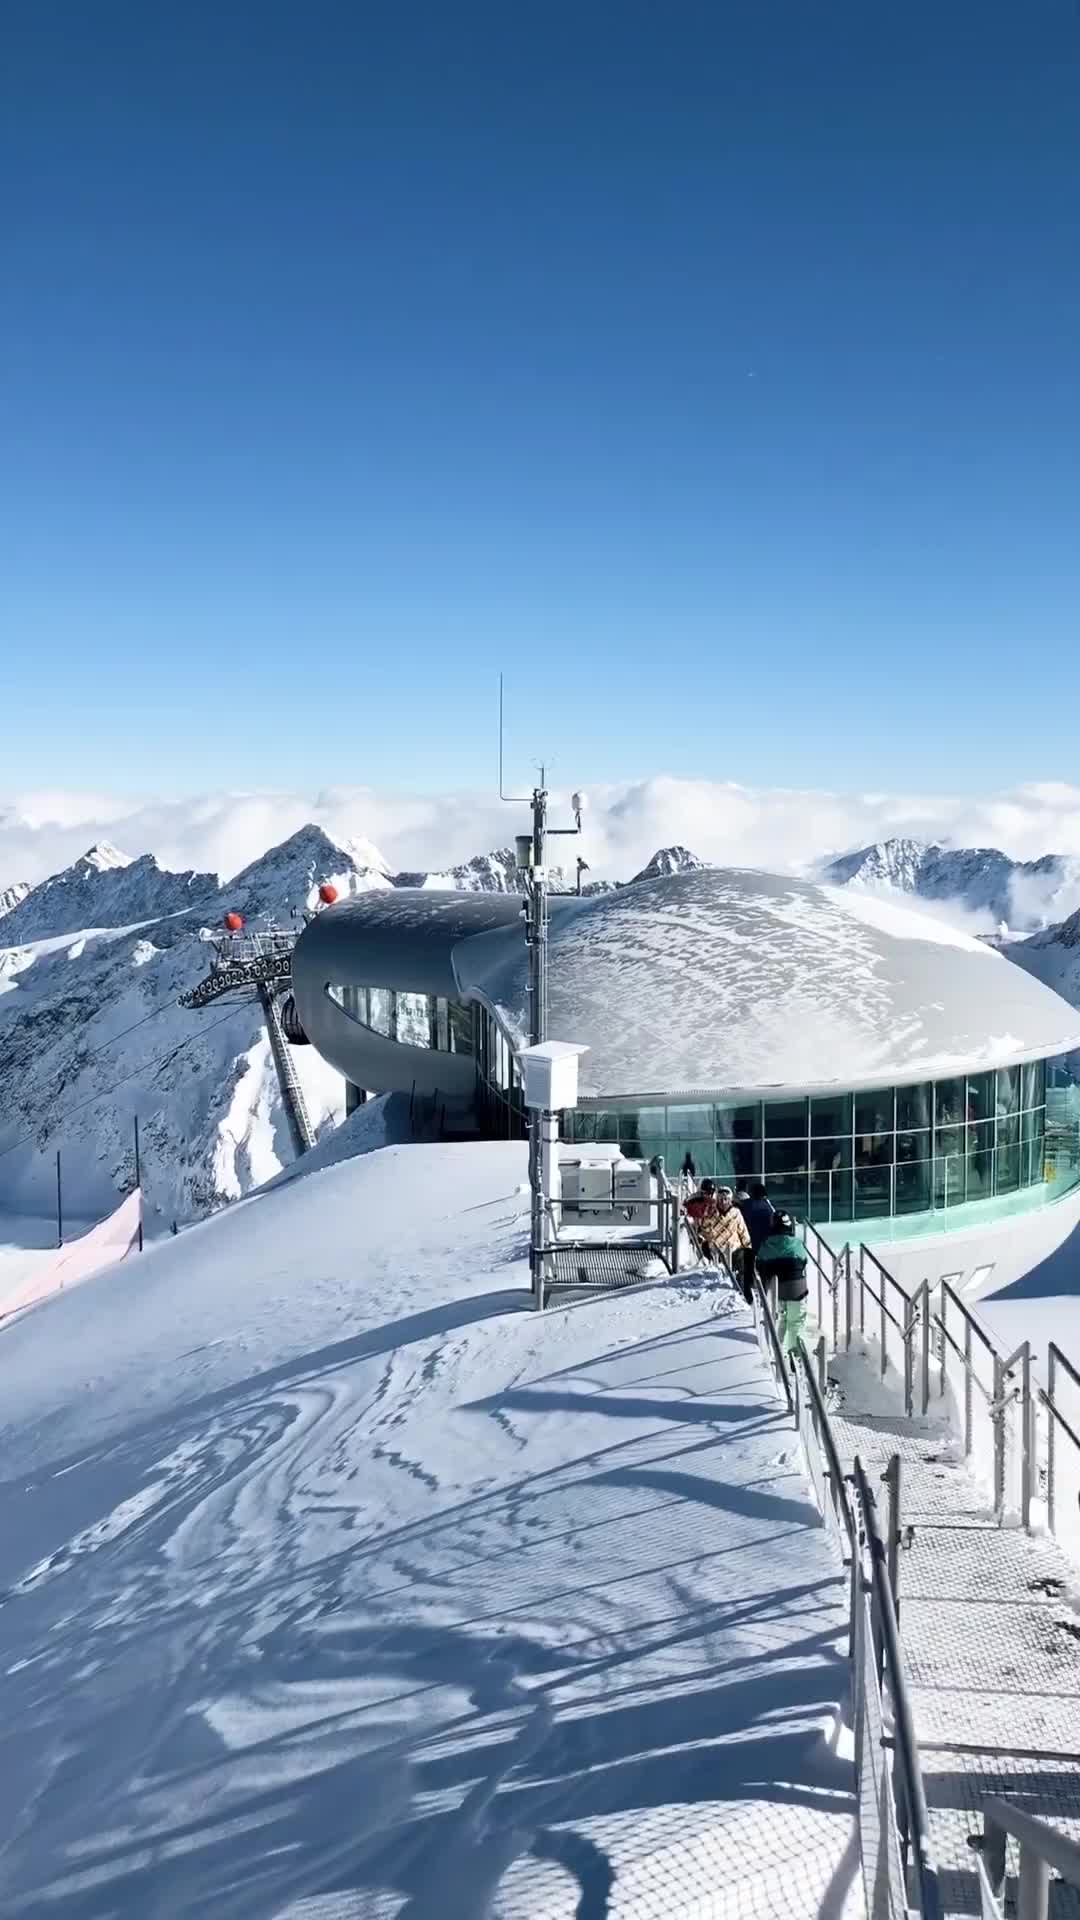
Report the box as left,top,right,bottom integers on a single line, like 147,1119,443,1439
2,1,1078,796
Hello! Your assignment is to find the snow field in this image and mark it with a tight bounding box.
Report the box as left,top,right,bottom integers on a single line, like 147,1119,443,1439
0,1143,859,1917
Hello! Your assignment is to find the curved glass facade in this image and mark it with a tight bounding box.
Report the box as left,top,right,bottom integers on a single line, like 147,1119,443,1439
477,1005,525,1137
566,1058,1080,1228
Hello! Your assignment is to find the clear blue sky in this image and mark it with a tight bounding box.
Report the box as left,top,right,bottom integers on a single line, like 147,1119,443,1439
3,1,1078,795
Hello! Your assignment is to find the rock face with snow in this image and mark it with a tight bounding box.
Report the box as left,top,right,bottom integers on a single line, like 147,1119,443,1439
631,845,708,883
825,837,1080,931
0,880,30,919
391,847,522,892
224,824,392,922
0,844,220,944
0,826,389,1229
390,846,577,894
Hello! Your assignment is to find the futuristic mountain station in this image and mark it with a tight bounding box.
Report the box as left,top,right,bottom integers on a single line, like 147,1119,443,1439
291,867,1080,1239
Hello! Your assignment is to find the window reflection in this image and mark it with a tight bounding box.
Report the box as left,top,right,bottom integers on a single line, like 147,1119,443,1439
514,1051,1065,1224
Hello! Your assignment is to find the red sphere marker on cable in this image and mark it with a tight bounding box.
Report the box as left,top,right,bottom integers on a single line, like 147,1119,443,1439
317,882,339,905
223,910,244,932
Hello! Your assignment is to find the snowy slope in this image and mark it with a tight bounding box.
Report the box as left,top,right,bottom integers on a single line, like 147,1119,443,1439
0,827,387,1229
824,837,1080,930
0,1142,856,1918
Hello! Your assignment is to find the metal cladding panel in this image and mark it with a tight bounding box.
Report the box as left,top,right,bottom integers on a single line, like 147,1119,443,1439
454,868,1080,1101
292,889,523,1009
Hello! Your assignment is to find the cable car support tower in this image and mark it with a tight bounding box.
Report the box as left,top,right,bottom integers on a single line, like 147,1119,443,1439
180,915,318,1159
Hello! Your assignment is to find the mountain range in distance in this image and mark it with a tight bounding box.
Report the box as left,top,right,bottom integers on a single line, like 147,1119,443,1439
4,824,1080,1230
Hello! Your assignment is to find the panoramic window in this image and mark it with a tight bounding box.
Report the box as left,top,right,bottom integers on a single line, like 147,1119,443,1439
564,1059,1067,1224
327,983,474,1054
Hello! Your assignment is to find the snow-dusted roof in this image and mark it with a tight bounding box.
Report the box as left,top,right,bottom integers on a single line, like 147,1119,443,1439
296,869,1080,1101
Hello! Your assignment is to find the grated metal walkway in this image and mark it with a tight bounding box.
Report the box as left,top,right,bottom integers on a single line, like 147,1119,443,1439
827,1351,1080,1920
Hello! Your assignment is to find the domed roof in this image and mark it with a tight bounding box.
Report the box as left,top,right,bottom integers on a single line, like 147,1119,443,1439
455,868,1080,1099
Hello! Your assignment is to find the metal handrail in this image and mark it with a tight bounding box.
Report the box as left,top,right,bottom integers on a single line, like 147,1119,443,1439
1039,1385,1080,1455
1049,1340,1080,1393
793,1338,857,1553
752,1274,794,1415
853,1458,941,1920
940,1277,1001,1357
972,1794,1080,1920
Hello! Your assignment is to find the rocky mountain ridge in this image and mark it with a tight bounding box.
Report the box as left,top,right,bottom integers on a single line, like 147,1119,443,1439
822,837,1080,930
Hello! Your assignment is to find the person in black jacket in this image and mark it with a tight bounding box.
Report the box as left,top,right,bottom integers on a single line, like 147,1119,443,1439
756,1211,809,1353
743,1182,777,1255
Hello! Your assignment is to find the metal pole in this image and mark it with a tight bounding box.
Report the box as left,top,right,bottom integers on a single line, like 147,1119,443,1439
964,1316,973,1457
854,1459,940,1920
832,1249,839,1352
56,1148,63,1248
993,1356,1006,1525
1048,1347,1057,1536
880,1253,888,1382
883,1453,902,1628
980,1812,1008,1914
920,1280,931,1416
817,1334,827,1397
528,784,548,1310
1017,1846,1051,1920
134,1115,144,1252
1020,1344,1033,1531
844,1246,853,1351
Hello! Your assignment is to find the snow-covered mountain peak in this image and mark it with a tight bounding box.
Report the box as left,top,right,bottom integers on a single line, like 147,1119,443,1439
77,840,133,875
391,847,521,892
0,879,30,919
824,837,1080,932
631,845,708,882
0,848,220,945
224,824,392,920
389,846,576,893
823,838,934,891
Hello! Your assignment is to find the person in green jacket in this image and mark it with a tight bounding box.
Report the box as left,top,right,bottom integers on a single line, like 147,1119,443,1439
756,1211,809,1354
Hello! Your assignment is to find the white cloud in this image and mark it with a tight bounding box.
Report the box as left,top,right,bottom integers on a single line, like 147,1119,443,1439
6,776,1080,897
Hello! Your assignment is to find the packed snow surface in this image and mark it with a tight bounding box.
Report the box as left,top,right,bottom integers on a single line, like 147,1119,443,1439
0,1142,857,1917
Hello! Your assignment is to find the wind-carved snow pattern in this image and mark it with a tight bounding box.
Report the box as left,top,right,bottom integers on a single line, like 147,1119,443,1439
458,867,1080,1098
0,1142,859,1917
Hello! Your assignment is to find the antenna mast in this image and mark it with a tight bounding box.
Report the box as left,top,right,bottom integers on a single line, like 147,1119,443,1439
497,676,585,1305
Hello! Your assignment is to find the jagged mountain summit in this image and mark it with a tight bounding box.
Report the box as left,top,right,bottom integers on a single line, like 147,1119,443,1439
390,847,576,893
631,845,708,883
0,846,221,945
222,825,391,922
824,837,1080,931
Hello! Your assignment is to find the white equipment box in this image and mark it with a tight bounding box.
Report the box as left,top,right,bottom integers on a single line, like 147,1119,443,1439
560,1149,618,1220
613,1157,656,1227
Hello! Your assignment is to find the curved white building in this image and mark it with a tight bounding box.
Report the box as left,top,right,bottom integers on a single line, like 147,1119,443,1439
292,868,1080,1234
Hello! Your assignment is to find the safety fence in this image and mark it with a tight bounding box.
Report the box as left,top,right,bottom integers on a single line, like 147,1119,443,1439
750,1274,940,1920
802,1225,1080,1550
536,1165,685,1304
970,1794,1080,1920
